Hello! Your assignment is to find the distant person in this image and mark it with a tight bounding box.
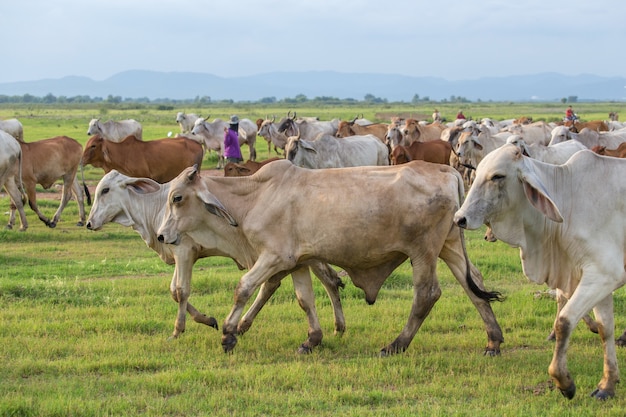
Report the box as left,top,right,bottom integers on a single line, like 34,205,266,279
456,110,466,120
224,115,243,164
565,105,577,121
432,109,442,123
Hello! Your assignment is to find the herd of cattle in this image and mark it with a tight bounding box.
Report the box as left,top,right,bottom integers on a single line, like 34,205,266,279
1,109,626,401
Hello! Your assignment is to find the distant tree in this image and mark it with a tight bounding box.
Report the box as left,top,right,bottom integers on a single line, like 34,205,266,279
567,96,578,103
412,94,420,104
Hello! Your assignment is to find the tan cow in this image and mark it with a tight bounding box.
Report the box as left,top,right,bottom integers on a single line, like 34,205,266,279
224,157,282,177
0,130,27,230
591,142,626,158
402,119,445,143
86,170,346,339
157,161,503,355
390,140,452,166
335,117,389,142
87,118,143,142
81,135,204,183
16,136,88,228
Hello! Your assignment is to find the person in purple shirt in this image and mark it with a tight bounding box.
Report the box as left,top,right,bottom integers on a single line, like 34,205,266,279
224,115,243,164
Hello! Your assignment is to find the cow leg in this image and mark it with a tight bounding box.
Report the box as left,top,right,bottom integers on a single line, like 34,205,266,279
6,179,28,231
549,270,622,400
169,252,217,339
70,177,87,227
380,260,441,356
290,266,323,354
24,182,52,227
237,274,287,334
48,175,75,228
439,241,504,356
308,261,346,335
222,254,287,353
590,295,620,400
548,289,598,341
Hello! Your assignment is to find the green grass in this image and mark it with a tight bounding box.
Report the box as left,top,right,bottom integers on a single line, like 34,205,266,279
0,104,625,416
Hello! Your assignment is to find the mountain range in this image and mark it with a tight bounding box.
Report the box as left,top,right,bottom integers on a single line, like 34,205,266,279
1,70,625,102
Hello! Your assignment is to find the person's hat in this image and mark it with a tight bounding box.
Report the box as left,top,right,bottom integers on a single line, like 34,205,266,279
229,115,239,124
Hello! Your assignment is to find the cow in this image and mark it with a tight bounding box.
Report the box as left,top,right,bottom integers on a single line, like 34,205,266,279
563,119,609,133
390,140,452,166
277,112,339,140
257,116,289,155
335,117,389,142
157,161,504,356
504,121,552,145
455,129,508,171
454,144,626,400
384,118,406,151
224,157,282,177
16,136,88,228
0,130,27,231
176,112,200,134
285,133,389,169
85,170,347,340
0,118,24,142
81,134,203,183
87,118,143,142
401,119,445,143
191,117,258,167
591,142,626,158
549,126,626,149
506,135,587,165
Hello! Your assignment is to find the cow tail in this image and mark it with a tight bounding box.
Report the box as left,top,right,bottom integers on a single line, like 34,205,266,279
80,161,92,206
455,169,503,303
17,148,27,206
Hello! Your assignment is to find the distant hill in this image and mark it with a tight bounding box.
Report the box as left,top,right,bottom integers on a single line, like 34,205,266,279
1,70,625,102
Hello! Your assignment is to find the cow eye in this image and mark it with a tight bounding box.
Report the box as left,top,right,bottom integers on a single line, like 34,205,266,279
101,187,109,195
490,174,505,181
172,195,182,203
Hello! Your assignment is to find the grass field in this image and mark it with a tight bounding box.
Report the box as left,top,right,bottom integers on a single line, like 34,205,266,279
1,103,625,416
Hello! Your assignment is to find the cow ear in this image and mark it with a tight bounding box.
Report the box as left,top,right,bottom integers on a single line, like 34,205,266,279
300,140,316,153
197,190,238,227
126,178,161,194
520,173,563,223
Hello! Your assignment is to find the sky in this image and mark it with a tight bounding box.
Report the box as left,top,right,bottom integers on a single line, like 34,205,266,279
2,0,625,83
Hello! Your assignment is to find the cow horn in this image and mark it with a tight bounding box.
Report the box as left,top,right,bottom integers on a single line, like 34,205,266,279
351,115,359,124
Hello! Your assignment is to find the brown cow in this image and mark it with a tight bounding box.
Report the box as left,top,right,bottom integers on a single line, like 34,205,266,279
14,136,88,228
402,119,445,144
224,157,282,177
591,142,626,158
335,118,388,142
564,119,608,133
82,134,204,183
390,140,452,166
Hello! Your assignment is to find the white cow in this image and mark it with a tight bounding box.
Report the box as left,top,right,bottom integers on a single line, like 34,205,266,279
257,116,289,154
285,133,389,168
0,118,24,142
455,128,510,171
549,126,626,150
87,118,143,142
277,113,339,141
454,144,626,400
85,170,346,340
175,112,200,134
506,135,587,165
504,121,552,145
191,117,258,168
157,161,504,355
0,130,27,230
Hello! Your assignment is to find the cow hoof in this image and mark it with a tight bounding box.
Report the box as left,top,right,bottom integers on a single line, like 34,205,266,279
559,384,576,400
616,336,626,347
590,388,614,400
201,316,218,330
5,225,12,230
76,221,85,227
47,221,57,228
222,334,237,353
297,344,313,354
483,347,501,357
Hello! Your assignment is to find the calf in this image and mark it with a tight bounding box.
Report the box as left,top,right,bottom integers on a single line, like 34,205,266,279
390,140,452,165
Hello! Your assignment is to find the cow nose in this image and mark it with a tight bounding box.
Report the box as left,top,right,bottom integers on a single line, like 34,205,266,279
455,216,467,229
86,222,93,230
157,234,165,243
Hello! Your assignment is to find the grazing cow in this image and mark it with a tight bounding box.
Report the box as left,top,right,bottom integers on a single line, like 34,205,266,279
157,161,503,355
0,130,27,230
191,117,258,167
591,142,626,158
286,134,389,168
549,126,626,149
176,112,200,134
277,112,339,140
81,134,203,183
390,140,452,166
454,144,626,400
87,118,143,142
224,157,281,177
402,119,445,143
0,118,24,142
335,117,389,142
17,136,88,228
85,170,346,340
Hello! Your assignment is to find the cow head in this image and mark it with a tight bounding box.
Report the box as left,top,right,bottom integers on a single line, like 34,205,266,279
87,118,101,136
